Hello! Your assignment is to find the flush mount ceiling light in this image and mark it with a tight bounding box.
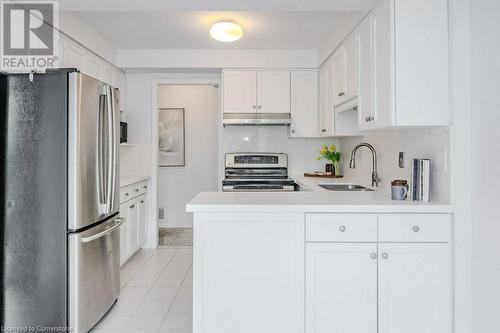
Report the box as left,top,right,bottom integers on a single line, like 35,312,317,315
210,21,243,42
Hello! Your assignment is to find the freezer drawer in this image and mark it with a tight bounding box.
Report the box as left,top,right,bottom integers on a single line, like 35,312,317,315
68,215,124,333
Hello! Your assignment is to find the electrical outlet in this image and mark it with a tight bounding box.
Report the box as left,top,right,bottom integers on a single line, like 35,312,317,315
158,207,165,219
398,152,405,168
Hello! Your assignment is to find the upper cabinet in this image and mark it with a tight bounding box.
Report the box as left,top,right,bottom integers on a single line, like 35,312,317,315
319,59,334,137
222,70,290,114
59,34,126,111
360,0,449,128
290,70,319,138
332,34,359,109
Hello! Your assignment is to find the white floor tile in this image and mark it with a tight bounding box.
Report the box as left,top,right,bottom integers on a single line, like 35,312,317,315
161,313,193,330
96,247,193,333
125,312,166,330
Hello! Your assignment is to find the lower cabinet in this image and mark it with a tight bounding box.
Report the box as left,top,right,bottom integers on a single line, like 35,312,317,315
193,212,305,333
306,243,377,333
305,213,452,333
119,180,149,266
378,243,451,333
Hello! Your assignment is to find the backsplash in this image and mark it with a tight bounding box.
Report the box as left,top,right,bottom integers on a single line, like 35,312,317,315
221,126,339,176
339,127,450,203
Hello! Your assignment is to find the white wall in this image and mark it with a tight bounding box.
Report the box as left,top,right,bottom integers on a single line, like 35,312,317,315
120,144,153,176
470,0,500,332
317,12,366,65
157,85,219,226
222,126,339,178
118,49,318,69
339,128,450,202
125,72,221,144
59,11,118,64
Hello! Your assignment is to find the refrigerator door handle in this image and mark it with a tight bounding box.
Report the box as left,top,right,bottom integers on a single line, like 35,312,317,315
104,85,114,215
97,91,108,215
108,87,118,213
81,217,125,244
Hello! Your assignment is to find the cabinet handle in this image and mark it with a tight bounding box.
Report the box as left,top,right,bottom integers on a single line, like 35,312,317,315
258,105,262,109
291,129,295,134
140,200,144,203
338,91,345,97
381,253,388,259
370,253,377,259
368,116,374,122
143,185,147,189
125,192,129,196
321,129,327,133
339,225,346,232
135,188,139,192
412,225,420,232
129,204,135,209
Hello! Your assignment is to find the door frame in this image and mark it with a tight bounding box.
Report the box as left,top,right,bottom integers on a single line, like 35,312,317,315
148,77,221,248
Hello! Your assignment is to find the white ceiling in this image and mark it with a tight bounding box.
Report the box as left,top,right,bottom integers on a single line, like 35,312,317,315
71,11,366,50
59,0,377,12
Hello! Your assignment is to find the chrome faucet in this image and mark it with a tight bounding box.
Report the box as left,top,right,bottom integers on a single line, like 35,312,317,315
349,142,381,187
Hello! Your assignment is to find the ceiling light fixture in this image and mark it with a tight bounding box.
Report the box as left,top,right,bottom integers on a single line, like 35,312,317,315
209,21,243,42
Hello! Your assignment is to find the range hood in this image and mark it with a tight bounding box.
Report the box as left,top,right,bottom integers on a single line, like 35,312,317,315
223,113,291,126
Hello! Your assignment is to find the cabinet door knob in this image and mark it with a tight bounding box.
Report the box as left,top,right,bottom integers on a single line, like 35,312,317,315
140,200,144,203
129,204,135,209
291,129,295,133
368,116,374,121
135,188,139,192
370,253,377,259
143,186,147,189
381,253,388,259
338,91,345,97
258,105,262,109
412,225,420,232
321,129,327,133
339,225,346,232
252,105,257,109
125,192,129,196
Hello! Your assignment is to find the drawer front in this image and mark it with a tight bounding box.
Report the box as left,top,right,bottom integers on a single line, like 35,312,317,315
378,214,451,242
306,214,377,242
120,185,133,203
120,181,149,203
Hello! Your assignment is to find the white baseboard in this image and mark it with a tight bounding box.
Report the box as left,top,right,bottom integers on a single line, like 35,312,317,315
158,218,193,228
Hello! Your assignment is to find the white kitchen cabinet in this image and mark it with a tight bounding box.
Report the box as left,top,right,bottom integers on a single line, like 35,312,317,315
128,198,139,253
137,194,148,247
332,34,358,109
319,58,334,136
119,202,130,266
378,243,451,333
366,0,449,128
356,16,374,130
257,70,290,113
306,243,377,333
59,36,85,71
222,70,257,113
193,212,304,333
119,179,149,266
290,70,319,138
223,70,290,114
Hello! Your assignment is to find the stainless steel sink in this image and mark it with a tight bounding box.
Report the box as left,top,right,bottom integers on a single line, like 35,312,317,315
318,184,374,192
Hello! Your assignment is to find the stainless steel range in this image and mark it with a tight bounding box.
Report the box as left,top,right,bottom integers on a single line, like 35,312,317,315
222,153,296,192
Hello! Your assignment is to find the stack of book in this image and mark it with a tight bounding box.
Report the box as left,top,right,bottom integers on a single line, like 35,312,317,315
412,158,430,202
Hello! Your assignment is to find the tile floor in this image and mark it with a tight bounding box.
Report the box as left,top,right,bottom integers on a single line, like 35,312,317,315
91,247,193,333
158,228,193,247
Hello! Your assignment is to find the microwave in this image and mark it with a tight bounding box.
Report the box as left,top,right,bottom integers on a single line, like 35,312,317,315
120,122,128,143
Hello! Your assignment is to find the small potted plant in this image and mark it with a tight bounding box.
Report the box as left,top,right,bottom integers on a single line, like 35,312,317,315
317,144,342,176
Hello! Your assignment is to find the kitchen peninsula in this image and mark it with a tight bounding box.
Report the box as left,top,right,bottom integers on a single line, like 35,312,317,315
186,176,453,333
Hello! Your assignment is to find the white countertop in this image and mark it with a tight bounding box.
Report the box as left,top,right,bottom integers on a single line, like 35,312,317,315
120,174,150,187
186,175,453,213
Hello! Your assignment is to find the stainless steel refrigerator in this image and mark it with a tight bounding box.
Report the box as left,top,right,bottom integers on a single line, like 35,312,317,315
0,69,123,332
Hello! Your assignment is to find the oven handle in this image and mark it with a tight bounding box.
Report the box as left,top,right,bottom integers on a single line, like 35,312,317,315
81,217,125,244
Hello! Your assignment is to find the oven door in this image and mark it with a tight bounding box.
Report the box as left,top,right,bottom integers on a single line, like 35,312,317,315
68,215,124,333
222,179,295,192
